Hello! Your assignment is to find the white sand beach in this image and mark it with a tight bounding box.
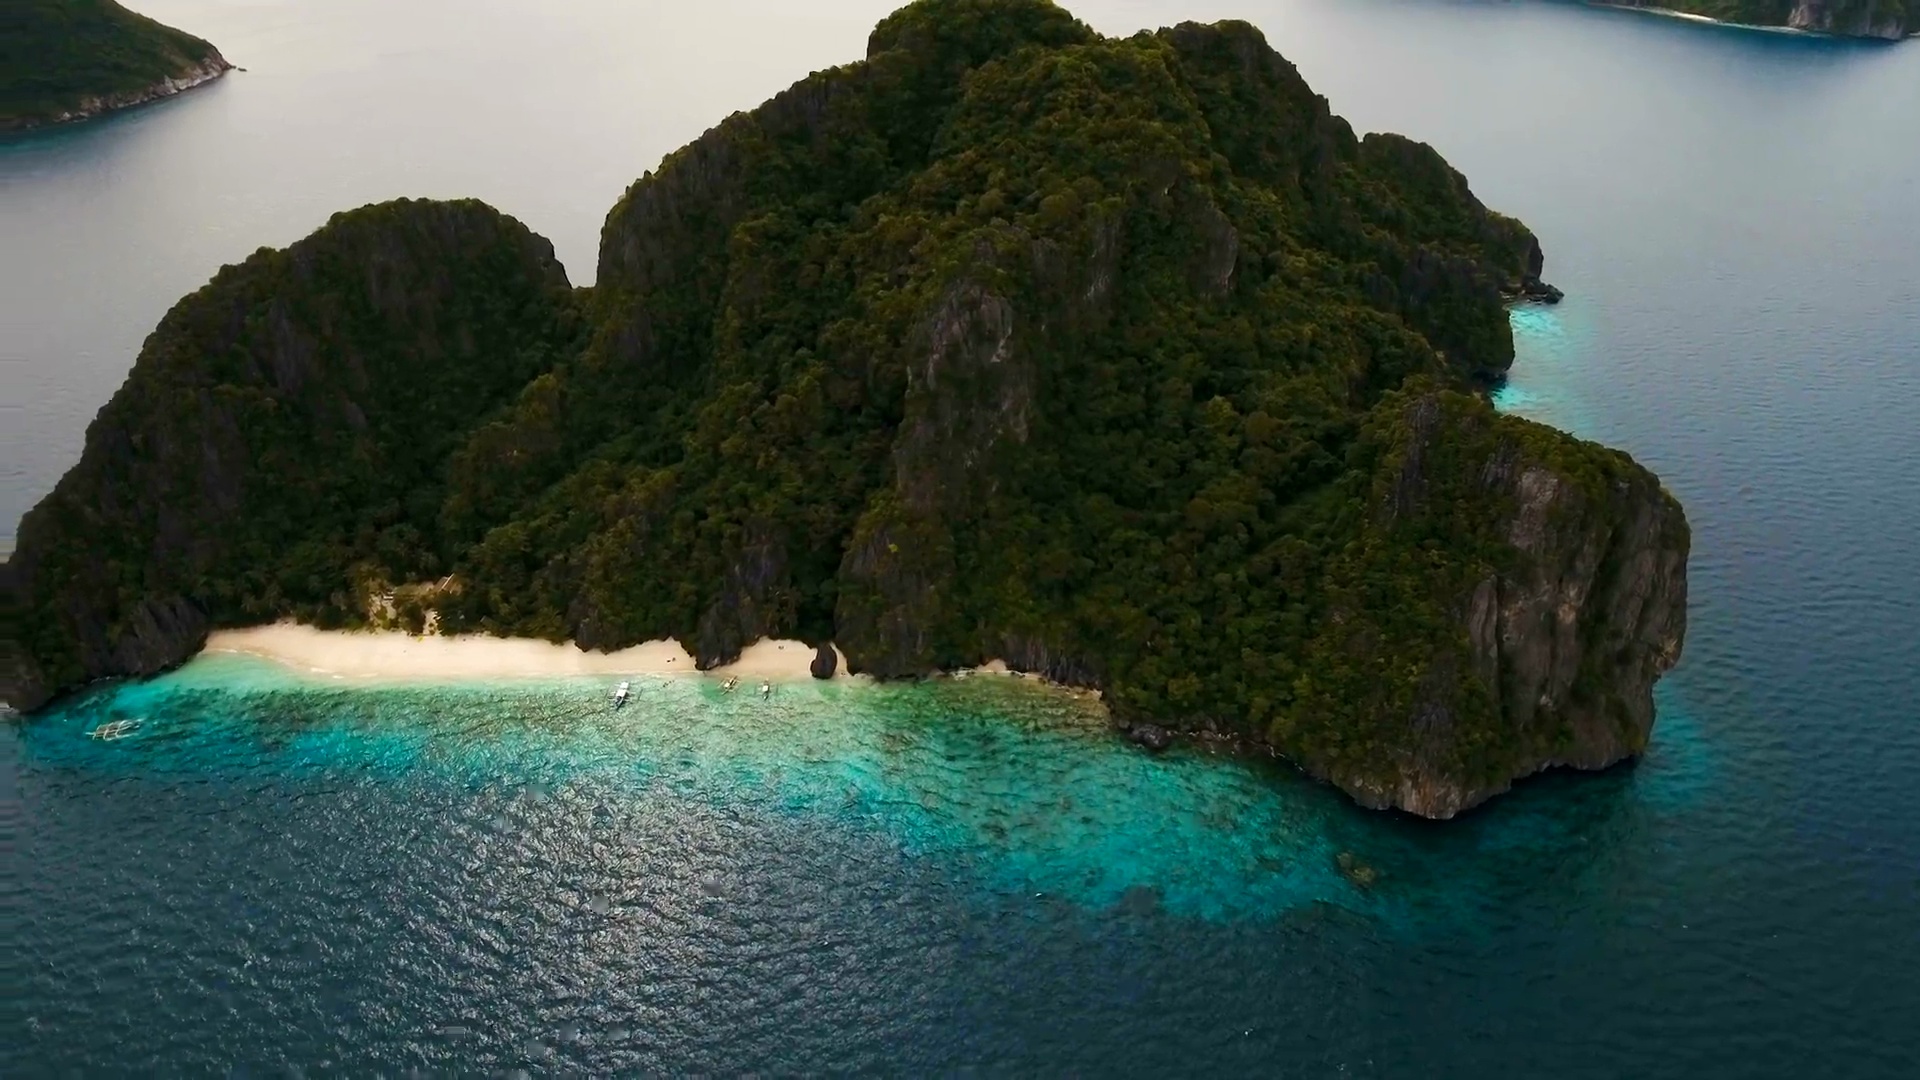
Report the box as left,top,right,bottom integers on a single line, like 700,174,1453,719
709,638,852,681
202,623,853,683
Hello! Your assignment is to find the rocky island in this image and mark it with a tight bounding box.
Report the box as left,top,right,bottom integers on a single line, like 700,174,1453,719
0,0,1689,818
1587,1,1912,38
2,0,232,131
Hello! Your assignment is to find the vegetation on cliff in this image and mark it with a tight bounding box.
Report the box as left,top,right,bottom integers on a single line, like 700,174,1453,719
2,0,1688,817
5,199,581,701
1,0,231,129
1588,0,1911,38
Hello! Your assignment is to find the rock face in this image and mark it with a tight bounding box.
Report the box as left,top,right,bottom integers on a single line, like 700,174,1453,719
1592,1,1912,39
2,199,579,711
810,643,839,680
1126,723,1175,752
35,54,234,128
5,1,1689,819
1279,389,1690,818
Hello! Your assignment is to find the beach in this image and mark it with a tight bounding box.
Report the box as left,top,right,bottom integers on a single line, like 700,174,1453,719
203,623,854,684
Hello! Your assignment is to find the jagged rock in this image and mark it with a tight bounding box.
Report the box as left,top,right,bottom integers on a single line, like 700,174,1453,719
1591,0,1911,39
1128,723,1175,752
810,643,838,680
1284,388,1689,819
1521,279,1565,305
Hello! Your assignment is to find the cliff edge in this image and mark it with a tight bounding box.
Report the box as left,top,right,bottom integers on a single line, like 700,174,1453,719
3,199,580,711
3,1,1688,819
1281,388,1689,817
1591,1,1911,39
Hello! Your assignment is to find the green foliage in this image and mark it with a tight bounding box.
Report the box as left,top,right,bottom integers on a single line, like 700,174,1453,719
0,0,225,127
9,199,581,693
8,2,1682,800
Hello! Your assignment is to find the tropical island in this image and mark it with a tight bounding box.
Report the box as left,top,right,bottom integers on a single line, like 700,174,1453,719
0,0,1689,819
1585,0,1912,38
1,0,233,131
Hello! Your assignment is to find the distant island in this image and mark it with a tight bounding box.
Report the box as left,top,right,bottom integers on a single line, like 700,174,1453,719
1,0,232,131
0,0,1689,819
1587,1,1912,38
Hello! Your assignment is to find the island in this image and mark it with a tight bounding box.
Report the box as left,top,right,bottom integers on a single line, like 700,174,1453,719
0,0,1689,819
2,0,233,131
1587,1,1912,38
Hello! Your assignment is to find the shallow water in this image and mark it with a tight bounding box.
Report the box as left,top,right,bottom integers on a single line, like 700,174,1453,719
6,0,1920,1074
7,656,1735,1074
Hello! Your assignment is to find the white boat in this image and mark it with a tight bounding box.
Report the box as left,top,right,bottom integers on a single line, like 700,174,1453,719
612,681,631,708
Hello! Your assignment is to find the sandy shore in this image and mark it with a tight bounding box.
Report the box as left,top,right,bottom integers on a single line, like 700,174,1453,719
202,623,853,683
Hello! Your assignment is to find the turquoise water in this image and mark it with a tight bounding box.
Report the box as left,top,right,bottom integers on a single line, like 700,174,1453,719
32,657,1364,921
7,0,1920,1073
9,655,1743,1073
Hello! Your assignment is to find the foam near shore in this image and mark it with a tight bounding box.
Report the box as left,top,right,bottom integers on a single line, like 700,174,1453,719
202,623,853,684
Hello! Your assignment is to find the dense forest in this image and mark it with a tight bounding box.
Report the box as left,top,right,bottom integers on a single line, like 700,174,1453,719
2,0,1688,817
1,0,230,129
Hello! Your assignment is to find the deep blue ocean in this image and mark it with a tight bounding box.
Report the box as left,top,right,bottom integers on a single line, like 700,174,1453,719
5,1,1919,1074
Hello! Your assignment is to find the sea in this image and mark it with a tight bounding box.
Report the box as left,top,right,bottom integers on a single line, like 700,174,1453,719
4,0,1918,1074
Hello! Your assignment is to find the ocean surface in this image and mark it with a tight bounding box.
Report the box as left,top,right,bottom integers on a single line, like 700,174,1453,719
5,0,1919,1074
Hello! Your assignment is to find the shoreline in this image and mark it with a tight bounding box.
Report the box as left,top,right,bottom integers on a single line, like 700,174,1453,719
203,623,857,685
4,55,233,133
1586,3,1910,40
194,624,1111,702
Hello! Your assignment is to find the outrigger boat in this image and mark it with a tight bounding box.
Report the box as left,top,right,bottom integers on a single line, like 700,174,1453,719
721,676,740,694
89,718,143,741
612,681,631,709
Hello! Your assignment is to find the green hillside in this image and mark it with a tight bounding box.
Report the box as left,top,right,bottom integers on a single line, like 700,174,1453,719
4,2,1689,818
1,0,229,128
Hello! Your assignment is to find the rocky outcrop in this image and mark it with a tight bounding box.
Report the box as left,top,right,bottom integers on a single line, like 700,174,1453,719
1125,722,1175,752
2,199,578,711
29,55,234,130
1591,1,1911,39
810,643,838,680
693,532,793,668
7,2,1692,823
1285,389,1690,818
1782,0,1910,37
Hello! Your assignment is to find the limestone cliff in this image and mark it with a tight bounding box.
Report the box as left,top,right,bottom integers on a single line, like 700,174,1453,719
2,199,579,711
1280,389,1689,818
1591,1,1912,39
5,1,1689,819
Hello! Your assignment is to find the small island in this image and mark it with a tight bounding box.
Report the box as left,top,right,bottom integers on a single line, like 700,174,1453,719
2,0,233,131
1588,1,1912,39
1,0,1690,818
